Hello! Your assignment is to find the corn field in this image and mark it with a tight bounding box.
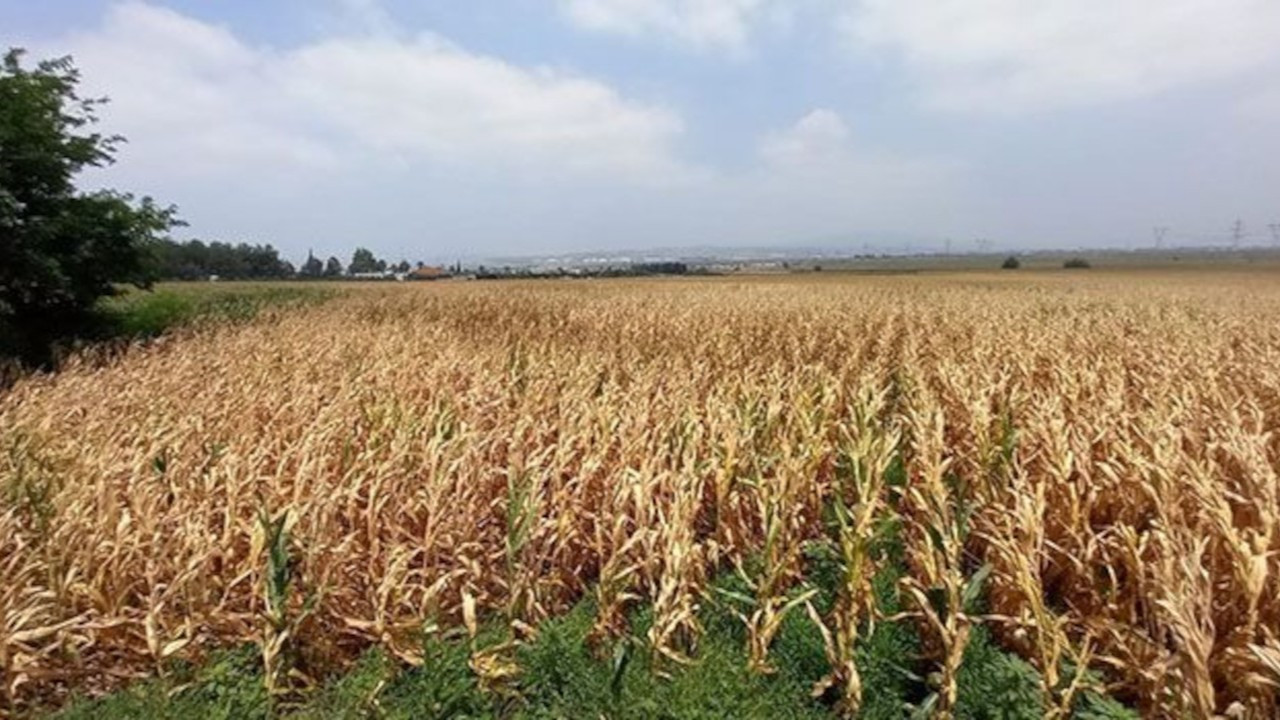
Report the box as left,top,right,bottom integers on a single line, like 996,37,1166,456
3,272,1280,717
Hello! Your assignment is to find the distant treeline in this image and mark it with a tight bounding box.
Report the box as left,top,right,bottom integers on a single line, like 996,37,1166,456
152,240,295,280
151,242,426,280
151,240,703,281
474,262,700,280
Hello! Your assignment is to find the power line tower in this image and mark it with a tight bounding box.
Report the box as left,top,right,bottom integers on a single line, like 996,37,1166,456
945,237,953,256
1231,219,1245,250
1269,223,1280,247
1153,226,1169,249
976,238,991,254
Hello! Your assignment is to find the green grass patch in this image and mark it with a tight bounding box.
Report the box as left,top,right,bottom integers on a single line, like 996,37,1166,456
352,598,831,720
50,597,830,720
53,646,268,720
48,587,1135,720
97,282,339,339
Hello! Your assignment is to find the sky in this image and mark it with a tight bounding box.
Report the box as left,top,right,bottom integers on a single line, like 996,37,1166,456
6,0,1280,263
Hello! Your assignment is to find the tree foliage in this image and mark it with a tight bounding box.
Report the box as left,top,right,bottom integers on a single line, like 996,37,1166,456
152,239,294,280
0,48,178,364
348,247,384,275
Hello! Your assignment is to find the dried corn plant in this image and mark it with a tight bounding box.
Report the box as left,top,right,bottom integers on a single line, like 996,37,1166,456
983,463,1094,718
646,469,708,671
807,384,899,717
898,383,983,719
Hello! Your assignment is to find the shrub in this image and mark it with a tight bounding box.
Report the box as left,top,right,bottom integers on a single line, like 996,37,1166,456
1063,258,1091,269
1001,256,1021,270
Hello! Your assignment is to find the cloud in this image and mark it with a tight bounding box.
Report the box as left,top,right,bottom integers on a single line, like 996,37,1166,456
275,35,685,176
739,109,963,239
557,0,781,54
556,108,964,250
48,3,336,178
759,109,852,167
842,0,1280,112
21,2,967,257
45,1,687,182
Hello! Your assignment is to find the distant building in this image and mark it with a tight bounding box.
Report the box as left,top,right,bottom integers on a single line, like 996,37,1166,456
407,265,451,281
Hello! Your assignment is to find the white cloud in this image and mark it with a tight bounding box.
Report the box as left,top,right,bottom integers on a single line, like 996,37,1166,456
759,109,852,167
758,108,953,183
603,108,969,248
50,3,336,178
558,0,779,54
843,0,1280,112
276,35,685,176
22,2,971,257
46,2,686,181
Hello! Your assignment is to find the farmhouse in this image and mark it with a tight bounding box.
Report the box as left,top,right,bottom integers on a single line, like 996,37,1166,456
407,265,451,281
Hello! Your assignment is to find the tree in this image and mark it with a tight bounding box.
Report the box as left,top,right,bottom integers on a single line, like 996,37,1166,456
152,239,293,279
1001,255,1021,269
1,49,179,365
300,251,324,278
349,247,380,274
394,260,410,273
324,256,344,277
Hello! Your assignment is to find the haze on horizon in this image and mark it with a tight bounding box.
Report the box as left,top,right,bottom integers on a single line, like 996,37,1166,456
6,0,1279,264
